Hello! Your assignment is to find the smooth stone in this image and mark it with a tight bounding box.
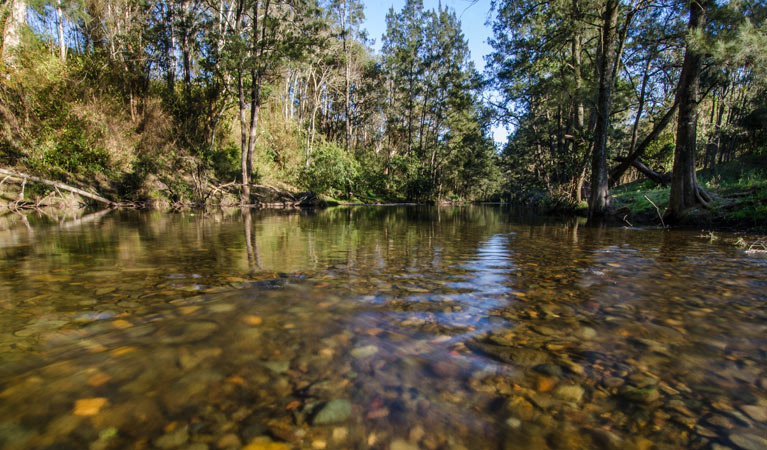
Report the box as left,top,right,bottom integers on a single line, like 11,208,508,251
409,425,425,442
505,417,522,429
729,433,767,450
707,414,734,429
627,374,657,388
331,427,348,441
243,442,291,450
588,428,623,449
158,321,218,344
390,439,420,450
621,387,660,404
430,361,462,378
351,345,379,359
575,327,597,340
511,349,548,365
312,399,352,425
740,405,767,422
154,425,189,449
533,364,563,378
532,326,556,336
262,360,291,374
184,444,209,450
554,385,585,403
209,303,236,313
506,397,537,421
179,348,223,370
603,377,625,388
0,422,33,446
217,433,242,448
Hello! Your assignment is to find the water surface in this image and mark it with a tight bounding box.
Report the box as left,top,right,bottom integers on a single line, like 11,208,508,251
0,206,765,450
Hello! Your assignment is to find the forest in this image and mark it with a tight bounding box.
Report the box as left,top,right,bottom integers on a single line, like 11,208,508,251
1,0,766,224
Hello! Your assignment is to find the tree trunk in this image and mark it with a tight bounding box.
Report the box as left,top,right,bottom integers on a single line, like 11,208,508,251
588,0,619,219
668,0,711,219
342,0,352,152
628,56,651,158
1,0,26,65
180,0,192,94
609,98,679,185
238,68,250,204
165,3,176,94
56,0,66,63
571,0,584,131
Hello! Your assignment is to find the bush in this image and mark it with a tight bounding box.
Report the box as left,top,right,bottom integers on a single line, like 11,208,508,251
299,142,359,198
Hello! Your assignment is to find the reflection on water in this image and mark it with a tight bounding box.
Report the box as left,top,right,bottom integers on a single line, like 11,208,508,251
0,206,765,450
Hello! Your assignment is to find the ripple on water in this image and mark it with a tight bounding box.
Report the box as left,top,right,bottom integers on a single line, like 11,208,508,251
0,206,764,449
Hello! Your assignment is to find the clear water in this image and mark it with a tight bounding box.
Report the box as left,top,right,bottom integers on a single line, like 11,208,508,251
0,206,765,450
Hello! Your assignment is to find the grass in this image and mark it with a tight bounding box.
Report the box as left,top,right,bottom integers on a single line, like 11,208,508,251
611,154,767,230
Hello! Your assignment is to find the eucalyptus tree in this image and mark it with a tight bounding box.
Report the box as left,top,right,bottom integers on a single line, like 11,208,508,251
1,0,27,65
488,0,600,202
668,0,767,218
217,0,322,203
379,0,493,200
326,0,363,152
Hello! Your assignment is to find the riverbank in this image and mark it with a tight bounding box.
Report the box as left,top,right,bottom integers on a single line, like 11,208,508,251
608,155,767,232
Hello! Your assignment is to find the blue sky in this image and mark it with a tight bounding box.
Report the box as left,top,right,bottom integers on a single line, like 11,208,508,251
361,0,495,71
360,0,510,145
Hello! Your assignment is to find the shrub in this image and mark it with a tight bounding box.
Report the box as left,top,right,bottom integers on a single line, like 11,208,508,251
299,141,359,198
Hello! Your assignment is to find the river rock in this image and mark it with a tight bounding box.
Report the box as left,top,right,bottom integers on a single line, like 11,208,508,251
575,327,597,340
262,360,291,374
390,439,419,450
351,345,379,359
312,399,352,425
602,377,625,388
739,405,767,422
620,386,660,404
217,434,242,448
154,425,189,448
729,432,767,450
158,321,218,344
554,385,584,403
533,364,563,378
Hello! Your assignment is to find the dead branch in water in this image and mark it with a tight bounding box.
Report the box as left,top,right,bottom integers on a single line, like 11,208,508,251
644,195,666,228
0,168,116,207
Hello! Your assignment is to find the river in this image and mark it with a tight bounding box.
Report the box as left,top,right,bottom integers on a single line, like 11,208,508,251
0,206,765,449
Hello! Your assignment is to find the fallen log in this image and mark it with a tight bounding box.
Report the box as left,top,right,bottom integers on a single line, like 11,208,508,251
609,98,679,186
0,168,116,206
615,157,671,185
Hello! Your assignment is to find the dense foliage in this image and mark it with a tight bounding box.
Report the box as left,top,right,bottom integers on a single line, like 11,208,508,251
2,0,765,221
0,0,500,204
488,0,767,219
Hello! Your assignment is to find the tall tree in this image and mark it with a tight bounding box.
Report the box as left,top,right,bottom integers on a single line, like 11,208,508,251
588,0,620,218
1,0,27,65
668,0,712,218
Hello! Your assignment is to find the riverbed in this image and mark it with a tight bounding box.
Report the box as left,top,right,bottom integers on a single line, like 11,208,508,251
0,206,765,449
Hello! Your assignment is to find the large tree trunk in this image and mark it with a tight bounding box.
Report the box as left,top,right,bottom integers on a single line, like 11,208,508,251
2,0,26,65
668,0,711,219
588,0,619,219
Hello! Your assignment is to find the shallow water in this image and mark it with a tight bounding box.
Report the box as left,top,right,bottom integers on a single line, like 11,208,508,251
0,206,765,450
